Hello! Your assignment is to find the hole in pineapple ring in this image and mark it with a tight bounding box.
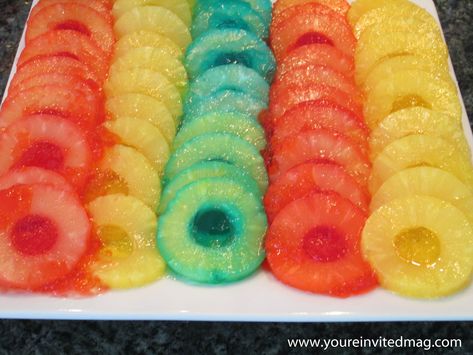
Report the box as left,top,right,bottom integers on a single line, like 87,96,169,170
55,21,91,37
292,32,334,51
11,214,58,256
391,94,432,114
191,207,235,248
393,227,441,266
96,225,134,259
303,225,348,263
213,52,252,69
16,141,65,171
84,169,129,203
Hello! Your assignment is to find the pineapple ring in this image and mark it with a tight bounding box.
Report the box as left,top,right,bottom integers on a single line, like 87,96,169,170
88,194,165,289
157,177,266,284
110,47,188,95
104,117,170,174
347,0,410,26
164,132,268,192
0,115,91,189
159,161,261,215
113,6,191,50
364,69,461,128
362,195,473,298
0,167,73,193
105,94,176,144
0,184,90,289
91,145,161,209
112,0,191,27
184,28,275,82
26,3,114,54
371,167,473,223
363,54,451,93
353,2,437,40
113,31,182,60
355,28,448,85
104,68,182,121
173,111,266,151
370,107,470,160
273,0,350,18
370,134,473,195
104,117,169,173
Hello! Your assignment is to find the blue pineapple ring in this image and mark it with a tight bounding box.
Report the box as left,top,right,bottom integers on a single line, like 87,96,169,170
184,28,276,82
192,0,268,39
185,64,269,107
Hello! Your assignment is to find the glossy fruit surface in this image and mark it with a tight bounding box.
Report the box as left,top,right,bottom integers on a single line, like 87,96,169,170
269,129,371,187
266,192,377,297
264,162,370,222
362,196,473,298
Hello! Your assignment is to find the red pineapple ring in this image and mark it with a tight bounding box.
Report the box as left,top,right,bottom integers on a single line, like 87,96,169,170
265,191,378,297
270,3,356,61
264,162,370,223
26,3,114,55
0,115,92,189
276,43,355,79
268,128,371,187
271,99,369,155
0,184,90,290
18,30,109,83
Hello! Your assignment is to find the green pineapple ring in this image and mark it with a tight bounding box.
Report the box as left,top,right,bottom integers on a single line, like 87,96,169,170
184,89,266,118
157,177,267,284
164,132,268,192
174,111,266,151
159,160,262,214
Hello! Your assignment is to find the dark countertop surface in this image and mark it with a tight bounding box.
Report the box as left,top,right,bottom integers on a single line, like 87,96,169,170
0,1,472,354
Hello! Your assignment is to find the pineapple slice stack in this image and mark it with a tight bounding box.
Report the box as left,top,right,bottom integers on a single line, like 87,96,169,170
85,0,193,289
349,0,473,298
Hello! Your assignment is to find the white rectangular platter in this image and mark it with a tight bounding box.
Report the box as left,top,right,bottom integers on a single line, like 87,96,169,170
1,0,473,322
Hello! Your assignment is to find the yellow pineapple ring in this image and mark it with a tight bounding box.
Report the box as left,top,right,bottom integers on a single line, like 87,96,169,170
110,47,188,95
113,0,191,28
363,55,451,93
347,0,410,26
371,167,473,223
114,6,191,50
97,145,161,209
88,194,166,289
370,134,473,195
106,94,176,144
362,195,473,299
364,70,461,128
369,107,470,160
104,117,170,174
355,28,448,85
105,68,182,120
353,2,437,40
113,31,182,60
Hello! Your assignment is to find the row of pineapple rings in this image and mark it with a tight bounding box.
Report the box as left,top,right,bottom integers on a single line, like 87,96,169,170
349,0,473,298
156,0,274,283
86,0,195,289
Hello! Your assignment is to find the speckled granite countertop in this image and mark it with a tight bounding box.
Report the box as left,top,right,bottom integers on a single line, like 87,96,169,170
0,1,472,354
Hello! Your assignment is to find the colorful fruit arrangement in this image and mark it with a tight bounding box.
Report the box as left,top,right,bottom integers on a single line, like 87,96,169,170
1,0,473,301
263,0,377,298
350,0,473,298
0,0,116,294
0,0,194,293
157,0,274,284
